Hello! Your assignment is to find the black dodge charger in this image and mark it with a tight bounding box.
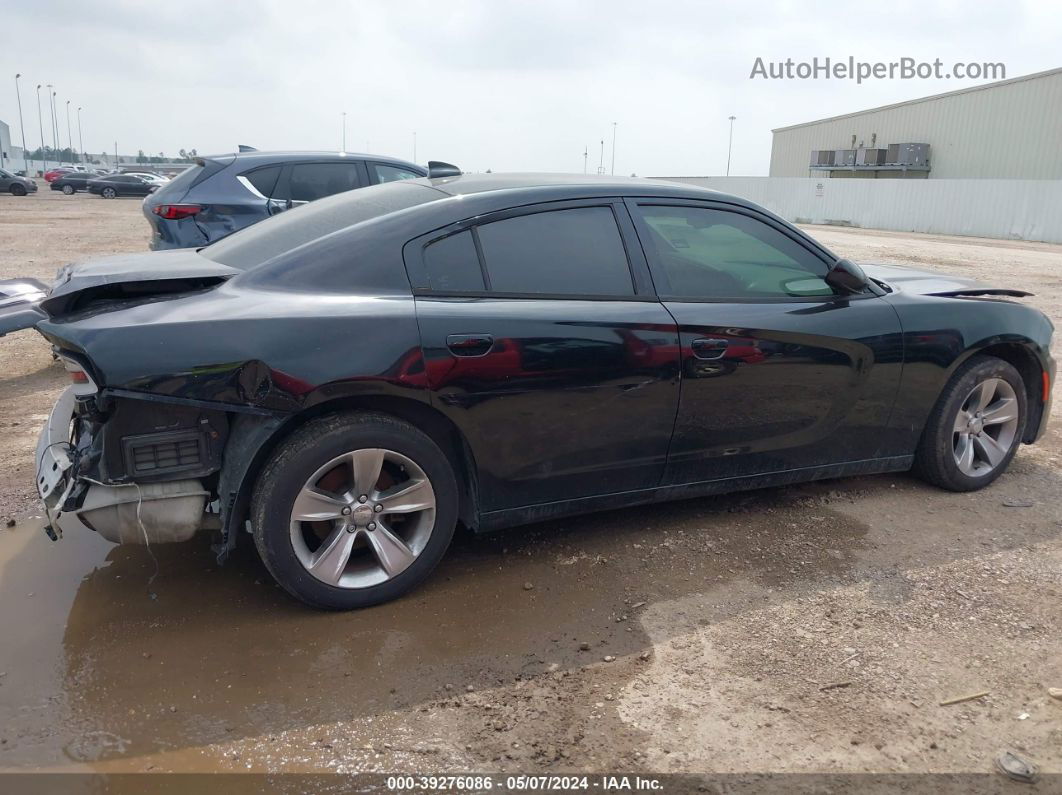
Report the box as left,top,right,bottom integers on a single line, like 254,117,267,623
34,169,1055,609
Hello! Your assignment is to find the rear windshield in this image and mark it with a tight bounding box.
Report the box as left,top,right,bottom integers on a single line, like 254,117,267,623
201,180,443,270
153,157,229,200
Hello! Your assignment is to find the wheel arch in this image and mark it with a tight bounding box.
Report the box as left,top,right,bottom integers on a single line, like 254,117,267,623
217,394,480,561
949,339,1046,444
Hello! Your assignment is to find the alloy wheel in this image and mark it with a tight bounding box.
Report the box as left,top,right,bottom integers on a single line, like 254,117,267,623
952,377,1020,476
289,448,437,589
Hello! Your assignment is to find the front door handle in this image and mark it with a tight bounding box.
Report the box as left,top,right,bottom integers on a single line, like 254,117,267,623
446,333,494,357
691,338,728,360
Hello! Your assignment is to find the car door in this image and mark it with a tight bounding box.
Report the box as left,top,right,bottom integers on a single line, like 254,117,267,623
625,199,903,485
405,200,681,512
266,160,365,216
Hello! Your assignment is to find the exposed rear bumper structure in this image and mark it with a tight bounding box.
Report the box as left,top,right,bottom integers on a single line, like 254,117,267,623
36,387,210,545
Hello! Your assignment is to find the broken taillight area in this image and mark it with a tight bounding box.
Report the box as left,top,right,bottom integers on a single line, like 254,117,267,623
152,204,202,220
58,353,99,396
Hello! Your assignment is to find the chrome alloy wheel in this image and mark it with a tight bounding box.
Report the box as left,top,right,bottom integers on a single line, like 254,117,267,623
289,448,436,589
952,377,1020,477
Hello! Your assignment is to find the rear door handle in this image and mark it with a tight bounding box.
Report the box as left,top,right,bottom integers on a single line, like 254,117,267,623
446,333,494,357
691,338,728,360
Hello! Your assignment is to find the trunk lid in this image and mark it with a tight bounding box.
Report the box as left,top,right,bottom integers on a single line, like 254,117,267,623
40,250,239,317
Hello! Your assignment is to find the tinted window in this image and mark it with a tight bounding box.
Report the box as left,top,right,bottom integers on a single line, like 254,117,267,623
242,165,281,197
423,231,484,291
277,162,360,202
634,206,831,299
374,164,421,183
203,181,443,270
476,207,634,296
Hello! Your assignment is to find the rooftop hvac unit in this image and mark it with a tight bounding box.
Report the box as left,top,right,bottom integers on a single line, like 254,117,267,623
809,150,835,167
856,148,888,166
834,149,856,166
886,143,931,167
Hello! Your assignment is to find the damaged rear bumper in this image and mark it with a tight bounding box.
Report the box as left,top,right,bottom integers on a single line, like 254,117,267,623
36,387,210,544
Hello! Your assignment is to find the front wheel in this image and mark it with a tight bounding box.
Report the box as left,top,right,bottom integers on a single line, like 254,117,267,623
10,184,27,196
61,184,75,195
251,412,458,609
914,355,1027,491
101,186,116,199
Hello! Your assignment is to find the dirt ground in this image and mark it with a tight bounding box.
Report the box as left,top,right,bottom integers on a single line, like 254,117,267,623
1,186,1060,784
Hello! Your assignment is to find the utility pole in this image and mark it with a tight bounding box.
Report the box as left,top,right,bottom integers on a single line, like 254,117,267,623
610,122,617,175
35,84,47,172
77,107,84,165
14,74,28,174
726,115,736,176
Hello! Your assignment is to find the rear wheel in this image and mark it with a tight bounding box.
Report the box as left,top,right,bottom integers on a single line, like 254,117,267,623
10,184,26,196
914,356,1027,491
101,186,116,199
61,184,75,195
251,412,458,609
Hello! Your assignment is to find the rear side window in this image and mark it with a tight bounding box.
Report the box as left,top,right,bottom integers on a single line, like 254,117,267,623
277,162,360,202
373,164,421,183
242,165,281,197
424,231,484,291
476,207,634,296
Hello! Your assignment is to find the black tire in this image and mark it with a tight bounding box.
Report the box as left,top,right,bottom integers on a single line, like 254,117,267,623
61,184,75,195
251,412,459,609
913,355,1027,492
10,184,27,196
101,186,116,199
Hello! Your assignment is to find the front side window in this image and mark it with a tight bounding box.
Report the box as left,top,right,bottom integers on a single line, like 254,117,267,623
633,206,832,299
373,164,421,183
277,162,360,202
476,207,635,296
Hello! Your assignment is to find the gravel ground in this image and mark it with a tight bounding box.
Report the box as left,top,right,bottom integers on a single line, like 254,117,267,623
0,186,1059,784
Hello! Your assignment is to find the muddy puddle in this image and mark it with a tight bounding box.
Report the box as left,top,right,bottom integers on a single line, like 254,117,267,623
0,485,874,772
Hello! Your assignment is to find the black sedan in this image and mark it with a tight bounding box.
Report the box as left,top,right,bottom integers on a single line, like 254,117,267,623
87,173,157,198
33,170,1055,609
50,171,102,194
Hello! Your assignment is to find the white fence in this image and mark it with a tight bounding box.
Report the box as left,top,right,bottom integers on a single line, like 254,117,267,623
658,177,1062,244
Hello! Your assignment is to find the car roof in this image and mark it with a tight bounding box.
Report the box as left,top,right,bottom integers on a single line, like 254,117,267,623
410,171,751,207
203,150,423,170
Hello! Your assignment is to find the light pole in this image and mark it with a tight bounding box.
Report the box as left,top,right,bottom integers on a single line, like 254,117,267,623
14,74,28,174
46,85,57,159
35,84,47,172
412,131,417,162
610,122,617,175
583,145,588,174
341,112,346,152
65,99,73,156
726,115,736,176
77,107,84,165
597,139,604,174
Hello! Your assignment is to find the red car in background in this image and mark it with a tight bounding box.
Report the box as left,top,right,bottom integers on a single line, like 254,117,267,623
44,167,80,183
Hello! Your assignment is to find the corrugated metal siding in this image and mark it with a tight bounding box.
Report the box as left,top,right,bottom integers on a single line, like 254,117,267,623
768,70,1062,178
660,177,1062,243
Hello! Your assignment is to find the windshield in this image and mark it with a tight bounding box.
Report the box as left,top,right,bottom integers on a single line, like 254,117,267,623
200,180,443,270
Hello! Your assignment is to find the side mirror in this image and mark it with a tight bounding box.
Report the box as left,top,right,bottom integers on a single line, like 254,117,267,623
826,258,870,294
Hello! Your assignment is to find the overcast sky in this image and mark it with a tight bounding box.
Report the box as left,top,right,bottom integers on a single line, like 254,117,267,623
3,0,1059,175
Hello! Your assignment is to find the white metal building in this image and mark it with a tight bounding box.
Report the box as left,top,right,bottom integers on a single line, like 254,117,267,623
0,119,12,171
769,68,1062,179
